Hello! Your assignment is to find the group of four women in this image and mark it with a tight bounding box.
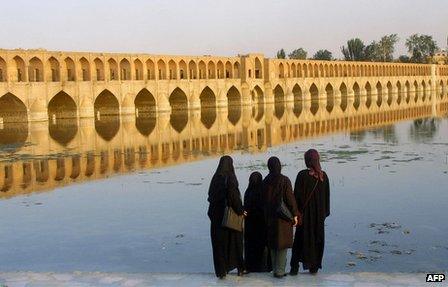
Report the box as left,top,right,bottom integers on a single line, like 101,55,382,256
207,149,330,279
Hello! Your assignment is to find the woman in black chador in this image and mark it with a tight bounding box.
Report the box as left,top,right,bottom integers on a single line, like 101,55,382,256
244,172,271,272
290,149,330,275
207,156,245,279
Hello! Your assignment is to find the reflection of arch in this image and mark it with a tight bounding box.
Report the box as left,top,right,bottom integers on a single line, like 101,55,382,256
310,83,319,115
49,118,78,146
228,106,241,126
136,116,156,136
365,82,372,108
227,86,241,107
386,82,393,106
0,93,28,148
292,84,302,117
274,85,285,119
253,85,264,121
376,82,382,107
29,57,44,82
396,81,402,105
421,81,427,101
48,91,77,119
325,83,334,113
353,82,360,110
340,83,348,112
169,88,188,133
135,89,156,116
413,81,419,102
405,81,411,103
95,116,120,141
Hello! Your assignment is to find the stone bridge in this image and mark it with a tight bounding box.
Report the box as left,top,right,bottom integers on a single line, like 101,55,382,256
0,49,447,123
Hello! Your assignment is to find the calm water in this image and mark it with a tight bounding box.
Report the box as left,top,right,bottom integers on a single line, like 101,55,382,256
0,103,447,273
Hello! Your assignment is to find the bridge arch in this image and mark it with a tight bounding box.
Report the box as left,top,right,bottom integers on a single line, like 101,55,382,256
188,60,197,80
292,84,303,117
157,59,166,80
179,60,187,79
325,83,334,113
225,61,233,79
120,59,131,80
48,91,77,120
217,61,224,79
278,63,285,78
396,81,402,105
135,89,156,117
13,56,26,82
405,81,411,103
80,57,90,81
310,83,319,115
65,57,76,81
200,86,217,109
168,60,177,79
255,57,263,79
134,59,143,80
365,82,372,108
233,62,240,78
146,59,155,80
198,61,206,79
421,80,427,102
340,82,348,112
94,58,104,81
274,85,285,119
353,82,360,110
386,81,393,106
47,57,60,82
29,57,44,82
0,57,6,82
227,86,241,107
208,61,216,79
108,58,118,80
95,90,120,118
376,82,382,107
0,93,28,123
413,80,419,102
169,88,188,133
253,85,264,121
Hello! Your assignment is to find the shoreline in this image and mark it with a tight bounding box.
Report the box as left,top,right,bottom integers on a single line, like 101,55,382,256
1,271,445,286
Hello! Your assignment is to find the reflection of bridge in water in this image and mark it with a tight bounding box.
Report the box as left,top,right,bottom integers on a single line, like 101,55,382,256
1,95,447,199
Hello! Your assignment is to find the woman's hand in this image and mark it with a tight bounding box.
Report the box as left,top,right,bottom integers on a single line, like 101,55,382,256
243,211,248,217
293,216,298,227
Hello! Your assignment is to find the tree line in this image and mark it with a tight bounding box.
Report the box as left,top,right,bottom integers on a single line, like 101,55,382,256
276,34,439,63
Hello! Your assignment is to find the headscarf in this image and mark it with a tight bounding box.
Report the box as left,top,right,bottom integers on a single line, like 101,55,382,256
207,155,238,203
244,171,263,209
305,149,324,181
267,156,281,176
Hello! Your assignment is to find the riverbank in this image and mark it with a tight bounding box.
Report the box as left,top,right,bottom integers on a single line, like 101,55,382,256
0,271,443,287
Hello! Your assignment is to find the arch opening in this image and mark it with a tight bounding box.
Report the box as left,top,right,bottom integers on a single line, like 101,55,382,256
292,84,303,117
325,84,334,113
340,83,348,112
310,84,319,115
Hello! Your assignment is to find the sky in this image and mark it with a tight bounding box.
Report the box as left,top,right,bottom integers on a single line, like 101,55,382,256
1,0,447,59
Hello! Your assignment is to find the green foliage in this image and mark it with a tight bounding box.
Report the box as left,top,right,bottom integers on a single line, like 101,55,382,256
288,48,307,60
341,38,365,61
376,34,399,62
313,49,333,60
405,34,439,63
398,55,411,63
276,49,286,59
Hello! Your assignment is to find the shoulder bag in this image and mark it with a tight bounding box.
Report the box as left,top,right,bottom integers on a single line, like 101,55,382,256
221,177,244,232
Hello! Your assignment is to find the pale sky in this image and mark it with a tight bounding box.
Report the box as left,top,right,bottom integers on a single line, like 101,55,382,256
1,0,447,59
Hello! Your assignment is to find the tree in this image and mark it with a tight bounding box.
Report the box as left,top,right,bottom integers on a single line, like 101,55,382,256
288,48,307,59
363,41,379,61
405,34,439,63
313,49,333,60
376,34,399,62
276,49,286,59
341,38,365,61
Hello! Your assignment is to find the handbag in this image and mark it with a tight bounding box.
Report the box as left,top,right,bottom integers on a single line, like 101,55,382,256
221,177,244,232
297,179,319,226
276,191,294,222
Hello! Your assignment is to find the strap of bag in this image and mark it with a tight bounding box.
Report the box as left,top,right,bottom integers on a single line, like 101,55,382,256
301,179,319,212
